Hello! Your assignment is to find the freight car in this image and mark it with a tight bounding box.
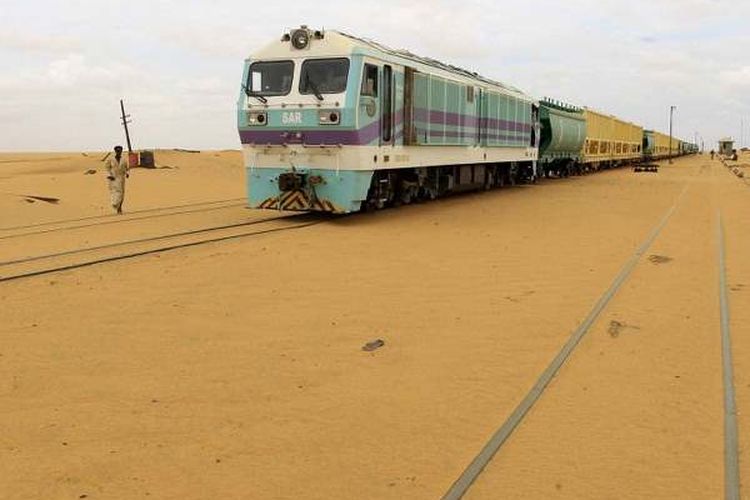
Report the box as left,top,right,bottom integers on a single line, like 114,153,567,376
581,109,643,170
644,130,680,160
679,141,698,155
685,142,699,154
239,27,537,213
538,98,586,177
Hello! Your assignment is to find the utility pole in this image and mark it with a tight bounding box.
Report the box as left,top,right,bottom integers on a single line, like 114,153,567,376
120,99,133,153
668,105,676,164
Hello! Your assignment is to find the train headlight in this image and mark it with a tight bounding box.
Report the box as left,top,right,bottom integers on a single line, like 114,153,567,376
318,110,340,125
291,29,310,50
247,111,267,126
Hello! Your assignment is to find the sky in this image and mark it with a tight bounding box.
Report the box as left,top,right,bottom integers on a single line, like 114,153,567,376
0,0,748,151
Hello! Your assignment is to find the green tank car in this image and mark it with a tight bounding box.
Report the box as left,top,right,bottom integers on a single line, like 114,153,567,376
538,98,587,177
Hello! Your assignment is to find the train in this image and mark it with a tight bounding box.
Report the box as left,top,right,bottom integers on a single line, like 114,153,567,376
238,27,698,213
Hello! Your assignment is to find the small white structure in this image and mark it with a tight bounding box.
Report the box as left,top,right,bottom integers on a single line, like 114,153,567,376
718,137,734,156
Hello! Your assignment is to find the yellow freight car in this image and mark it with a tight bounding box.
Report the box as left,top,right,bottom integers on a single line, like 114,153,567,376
671,137,681,157
581,108,643,169
651,131,680,159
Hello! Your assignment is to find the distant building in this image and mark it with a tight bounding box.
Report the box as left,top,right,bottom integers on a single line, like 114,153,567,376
718,137,734,156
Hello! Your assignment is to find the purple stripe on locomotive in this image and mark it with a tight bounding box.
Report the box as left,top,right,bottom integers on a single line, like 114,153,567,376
418,129,520,142
413,109,530,133
239,119,380,146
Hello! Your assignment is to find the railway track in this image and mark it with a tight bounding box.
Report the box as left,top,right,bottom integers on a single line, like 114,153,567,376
715,163,746,500
0,197,246,236
442,181,742,499
717,212,740,500
0,213,323,283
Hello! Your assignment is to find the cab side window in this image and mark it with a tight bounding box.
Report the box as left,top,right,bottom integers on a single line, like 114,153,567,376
361,64,378,97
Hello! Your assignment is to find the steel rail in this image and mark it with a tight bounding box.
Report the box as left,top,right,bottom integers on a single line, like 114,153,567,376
0,201,246,241
0,197,246,232
0,216,322,284
442,185,688,500
0,215,302,267
717,211,740,500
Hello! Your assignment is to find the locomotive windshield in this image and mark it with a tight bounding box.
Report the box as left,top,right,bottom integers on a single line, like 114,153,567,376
247,61,294,96
299,58,350,96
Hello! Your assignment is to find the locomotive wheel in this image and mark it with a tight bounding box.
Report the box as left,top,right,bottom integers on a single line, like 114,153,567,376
365,171,396,211
417,184,437,201
497,171,506,188
400,185,415,205
420,171,439,201
484,170,495,190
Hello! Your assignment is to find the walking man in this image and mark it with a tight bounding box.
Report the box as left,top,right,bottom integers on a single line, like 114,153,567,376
106,145,129,214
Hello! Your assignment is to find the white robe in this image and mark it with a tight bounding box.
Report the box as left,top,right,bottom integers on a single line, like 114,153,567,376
105,154,129,210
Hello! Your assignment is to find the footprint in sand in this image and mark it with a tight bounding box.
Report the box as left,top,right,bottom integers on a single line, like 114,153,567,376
608,320,641,338
648,255,673,265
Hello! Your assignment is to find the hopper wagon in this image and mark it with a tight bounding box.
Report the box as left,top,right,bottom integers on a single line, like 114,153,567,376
538,98,586,177
581,109,643,171
645,130,678,160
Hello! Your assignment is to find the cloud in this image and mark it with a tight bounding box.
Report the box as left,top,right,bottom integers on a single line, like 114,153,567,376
0,53,133,95
0,30,80,54
720,66,750,87
48,54,133,87
155,25,264,58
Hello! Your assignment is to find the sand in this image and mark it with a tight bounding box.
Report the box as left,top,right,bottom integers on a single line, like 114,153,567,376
0,151,747,499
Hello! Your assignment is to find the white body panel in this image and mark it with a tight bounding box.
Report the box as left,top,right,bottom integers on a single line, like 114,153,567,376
244,144,538,172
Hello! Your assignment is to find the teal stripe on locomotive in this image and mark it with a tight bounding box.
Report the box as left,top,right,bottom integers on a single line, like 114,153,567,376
538,101,586,163
409,72,532,147
248,166,374,214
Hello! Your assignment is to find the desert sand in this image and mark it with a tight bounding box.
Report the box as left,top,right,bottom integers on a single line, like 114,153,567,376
1,151,748,499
